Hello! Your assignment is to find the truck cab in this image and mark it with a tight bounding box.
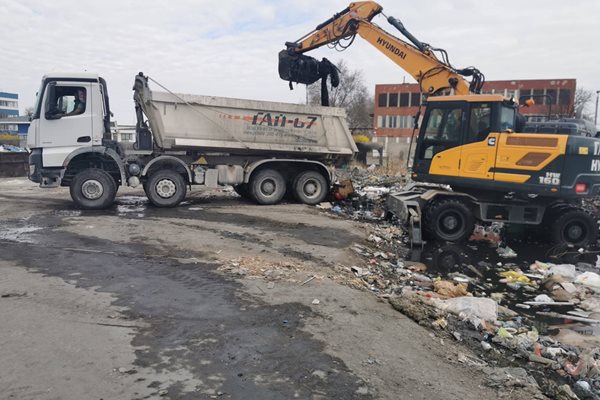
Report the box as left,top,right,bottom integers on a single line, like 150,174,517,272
28,73,117,188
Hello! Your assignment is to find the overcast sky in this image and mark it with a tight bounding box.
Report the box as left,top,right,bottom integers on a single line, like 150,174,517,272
1,0,599,124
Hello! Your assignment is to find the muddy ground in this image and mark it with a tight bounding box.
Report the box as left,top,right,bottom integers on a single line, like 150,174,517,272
0,177,538,399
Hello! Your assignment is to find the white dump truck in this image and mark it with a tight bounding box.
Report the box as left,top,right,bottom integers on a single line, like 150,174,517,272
27,72,357,209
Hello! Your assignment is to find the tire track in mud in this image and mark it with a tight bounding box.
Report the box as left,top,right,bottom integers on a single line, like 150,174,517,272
0,214,373,399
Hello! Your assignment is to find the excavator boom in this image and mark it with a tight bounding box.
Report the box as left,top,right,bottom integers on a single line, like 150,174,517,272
282,1,483,96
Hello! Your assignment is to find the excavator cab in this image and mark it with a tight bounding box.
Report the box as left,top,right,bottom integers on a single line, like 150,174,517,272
411,94,600,200
413,95,516,184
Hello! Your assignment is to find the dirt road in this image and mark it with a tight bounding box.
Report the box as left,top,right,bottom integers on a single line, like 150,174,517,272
0,178,534,399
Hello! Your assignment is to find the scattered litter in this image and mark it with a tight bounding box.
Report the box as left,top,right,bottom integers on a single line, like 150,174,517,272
497,245,517,258
311,298,320,305
433,280,468,298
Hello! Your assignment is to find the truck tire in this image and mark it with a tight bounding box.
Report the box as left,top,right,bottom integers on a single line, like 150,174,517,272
70,168,117,210
551,209,597,247
249,169,286,205
293,170,328,205
423,199,475,242
145,170,187,208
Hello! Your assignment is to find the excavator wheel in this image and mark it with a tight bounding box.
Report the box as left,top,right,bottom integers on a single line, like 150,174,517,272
423,198,475,243
550,208,597,247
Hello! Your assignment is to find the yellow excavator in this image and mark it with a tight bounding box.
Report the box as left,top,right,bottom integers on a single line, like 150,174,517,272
279,1,600,247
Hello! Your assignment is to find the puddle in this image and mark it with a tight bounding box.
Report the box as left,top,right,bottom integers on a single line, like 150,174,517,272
0,225,43,243
115,196,148,218
53,210,83,217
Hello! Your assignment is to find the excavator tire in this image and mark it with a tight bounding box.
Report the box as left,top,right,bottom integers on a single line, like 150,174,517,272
423,198,475,243
550,208,597,247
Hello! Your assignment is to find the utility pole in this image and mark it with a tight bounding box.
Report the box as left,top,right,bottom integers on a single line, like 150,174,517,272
595,90,600,127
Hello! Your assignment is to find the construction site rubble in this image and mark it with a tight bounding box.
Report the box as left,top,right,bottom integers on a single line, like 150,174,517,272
310,164,600,398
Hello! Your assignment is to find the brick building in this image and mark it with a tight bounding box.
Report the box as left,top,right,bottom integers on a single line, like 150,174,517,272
372,79,576,161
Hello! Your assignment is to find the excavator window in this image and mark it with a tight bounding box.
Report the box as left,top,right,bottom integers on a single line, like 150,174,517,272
500,106,516,131
419,105,465,160
468,103,492,142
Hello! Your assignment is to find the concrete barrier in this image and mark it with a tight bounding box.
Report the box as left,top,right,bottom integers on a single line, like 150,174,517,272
0,152,28,177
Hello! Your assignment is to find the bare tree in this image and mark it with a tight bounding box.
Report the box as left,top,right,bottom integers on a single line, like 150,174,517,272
25,106,35,119
307,60,373,135
574,88,594,120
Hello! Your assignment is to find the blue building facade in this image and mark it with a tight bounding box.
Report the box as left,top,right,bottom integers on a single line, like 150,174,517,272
0,91,19,119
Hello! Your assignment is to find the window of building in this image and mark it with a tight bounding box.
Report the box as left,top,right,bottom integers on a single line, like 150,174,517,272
559,89,571,106
546,89,557,105
520,89,531,101
397,115,415,129
388,93,398,107
378,93,388,107
399,93,409,107
533,89,544,100
121,133,133,141
388,115,397,128
0,100,18,107
411,93,421,107
377,115,386,128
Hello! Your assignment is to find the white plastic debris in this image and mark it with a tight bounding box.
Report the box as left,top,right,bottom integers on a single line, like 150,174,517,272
575,271,600,291
439,296,498,321
497,246,517,258
534,294,554,303
548,264,577,279
311,298,320,305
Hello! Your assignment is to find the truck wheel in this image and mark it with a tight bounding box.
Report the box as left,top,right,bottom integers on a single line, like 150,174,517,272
249,169,286,205
551,209,597,247
424,199,475,242
293,170,328,205
145,170,187,208
70,168,117,210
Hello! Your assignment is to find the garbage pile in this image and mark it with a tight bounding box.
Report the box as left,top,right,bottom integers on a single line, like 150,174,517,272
339,232,600,398
324,165,407,221
0,144,26,152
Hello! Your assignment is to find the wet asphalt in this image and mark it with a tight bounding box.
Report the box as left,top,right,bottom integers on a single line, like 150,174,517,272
0,205,371,399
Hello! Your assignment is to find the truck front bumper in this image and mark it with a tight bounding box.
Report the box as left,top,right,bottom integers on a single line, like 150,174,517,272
28,148,63,187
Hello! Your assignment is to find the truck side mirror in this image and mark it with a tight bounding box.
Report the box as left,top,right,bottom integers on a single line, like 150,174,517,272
44,82,61,120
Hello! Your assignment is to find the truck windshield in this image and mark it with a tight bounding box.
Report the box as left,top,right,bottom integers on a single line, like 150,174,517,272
500,106,515,131
32,81,44,120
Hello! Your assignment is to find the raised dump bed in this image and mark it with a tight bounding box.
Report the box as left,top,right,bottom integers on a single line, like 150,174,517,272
133,74,357,160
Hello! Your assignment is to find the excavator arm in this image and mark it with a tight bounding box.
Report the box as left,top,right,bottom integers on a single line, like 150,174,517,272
281,1,483,96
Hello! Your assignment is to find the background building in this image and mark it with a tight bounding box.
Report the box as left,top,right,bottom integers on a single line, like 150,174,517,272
0,92,19,119
373,79,576,162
